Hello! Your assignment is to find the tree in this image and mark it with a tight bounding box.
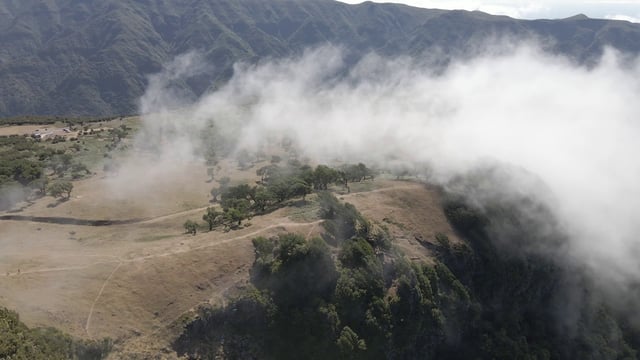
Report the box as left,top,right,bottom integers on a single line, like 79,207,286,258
256,165,278,183
13,160,43,185
210,187,221,202
33,176,48,195
291,180,312,201
220,184,254,208
51,154,73,176
224,207,247,226
253,187,275,212
313,165,338,190
183,220,198,235
337,326,367,359
49,181,73,200
71,162,90,179
202,207,222,231
211,176,231,202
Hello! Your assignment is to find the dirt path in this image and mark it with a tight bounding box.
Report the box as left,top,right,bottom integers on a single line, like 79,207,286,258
0,206,212,227
341,183,424,199
0,219,323,281
85,262,122,338
136,206,211,225
130,220,323,262
1,218,323,338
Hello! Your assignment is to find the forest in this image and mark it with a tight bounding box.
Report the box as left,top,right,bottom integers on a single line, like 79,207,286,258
175,185,640,359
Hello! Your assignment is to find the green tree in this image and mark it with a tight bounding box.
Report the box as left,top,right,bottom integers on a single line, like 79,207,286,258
337,326,367,359
313,165,338,190
210,187,221,202
253,187,275,212
49,181,73,200
13,159,43,185
0,306,112,359
183,220,198,235
291,180,312,201
267,179,293,203
224,207,247,226
220,184,254,208
51,154,72,176
202,207,222,231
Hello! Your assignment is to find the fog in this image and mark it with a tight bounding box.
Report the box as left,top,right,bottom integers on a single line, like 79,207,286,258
127,42,640,298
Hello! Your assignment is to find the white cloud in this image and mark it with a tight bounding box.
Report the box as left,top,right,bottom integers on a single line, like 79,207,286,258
338,0,640,20
134,43,640,299
605,14,640,23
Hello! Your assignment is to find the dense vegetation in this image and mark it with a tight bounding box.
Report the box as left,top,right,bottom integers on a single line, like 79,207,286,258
0,122,132,210
2,0,639,116
187,160,374,234
175,188,640,359
0,307,111,360
0,115,123,126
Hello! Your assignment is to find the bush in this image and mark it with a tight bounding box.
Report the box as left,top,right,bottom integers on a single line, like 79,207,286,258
183,220,198,235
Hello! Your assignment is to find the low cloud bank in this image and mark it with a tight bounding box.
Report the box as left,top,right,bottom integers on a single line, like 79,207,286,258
132,43,640,299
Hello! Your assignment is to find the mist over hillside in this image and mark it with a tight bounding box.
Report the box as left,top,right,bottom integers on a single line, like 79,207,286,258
2,1,640,358
1,0,640,117
134,41,640,301
132,42,640,357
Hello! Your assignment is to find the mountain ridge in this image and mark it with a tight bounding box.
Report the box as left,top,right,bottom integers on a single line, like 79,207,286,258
1,0,639,117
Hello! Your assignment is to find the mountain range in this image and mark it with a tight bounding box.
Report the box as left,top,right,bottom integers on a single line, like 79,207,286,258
1,0,639,117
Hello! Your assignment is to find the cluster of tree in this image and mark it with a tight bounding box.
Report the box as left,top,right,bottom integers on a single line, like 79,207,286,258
0,135,89,209
438,195,639,359
203,162,375,232
0,115,123,126
175,191,640,359
1,136,90,186
0,136,51,187
104,125,130,152
0,307,111,360
174,197,464,359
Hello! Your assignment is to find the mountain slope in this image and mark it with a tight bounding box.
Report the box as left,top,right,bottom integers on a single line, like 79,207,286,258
0,0,639,117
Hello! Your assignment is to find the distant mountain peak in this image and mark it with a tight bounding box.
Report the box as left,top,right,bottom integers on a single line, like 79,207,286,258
564,14,590,21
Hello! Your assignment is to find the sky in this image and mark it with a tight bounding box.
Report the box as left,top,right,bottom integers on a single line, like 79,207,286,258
338,0,640,22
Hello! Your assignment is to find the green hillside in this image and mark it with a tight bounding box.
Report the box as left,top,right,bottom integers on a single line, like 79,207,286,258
1,0,639,117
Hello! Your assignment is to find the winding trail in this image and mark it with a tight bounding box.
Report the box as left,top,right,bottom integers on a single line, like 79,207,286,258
76,219,322,336
85,262,122,338
0,206,212,227
340,183,423,199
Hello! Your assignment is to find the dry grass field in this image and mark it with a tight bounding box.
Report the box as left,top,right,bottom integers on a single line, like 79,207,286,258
0,129,457,357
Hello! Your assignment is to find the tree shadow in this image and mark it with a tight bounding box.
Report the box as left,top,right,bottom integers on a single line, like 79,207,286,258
288,199,308,208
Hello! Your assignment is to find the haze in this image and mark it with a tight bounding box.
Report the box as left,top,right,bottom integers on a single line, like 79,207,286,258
132,42,640,299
